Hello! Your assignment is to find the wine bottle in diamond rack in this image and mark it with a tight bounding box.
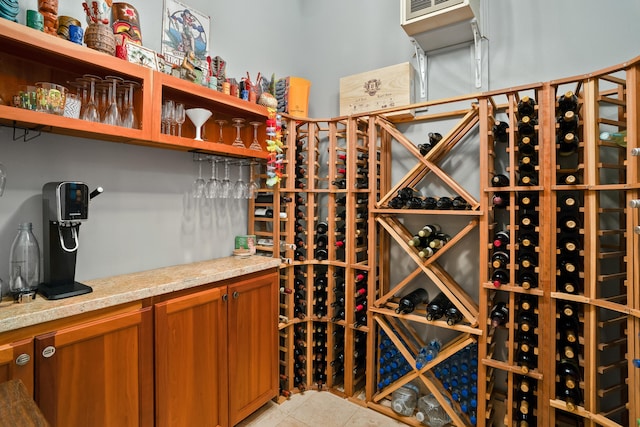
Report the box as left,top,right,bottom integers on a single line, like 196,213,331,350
395,288,429,314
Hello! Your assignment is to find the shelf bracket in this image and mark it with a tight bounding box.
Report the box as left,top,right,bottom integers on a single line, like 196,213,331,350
12,122,42,142
471,18,482,89
410,38,427,99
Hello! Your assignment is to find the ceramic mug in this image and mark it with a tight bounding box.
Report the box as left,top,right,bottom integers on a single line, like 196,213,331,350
26,10,44,31
69,25,83,44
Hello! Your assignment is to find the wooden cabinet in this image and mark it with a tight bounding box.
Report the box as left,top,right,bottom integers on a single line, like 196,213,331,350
227,271,279,426
0,18,268,159
0,339,34,396
154,286,228,427
34,307,153,427
154,269,278,427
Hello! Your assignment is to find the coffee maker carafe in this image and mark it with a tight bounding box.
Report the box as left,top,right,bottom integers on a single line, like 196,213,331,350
39,181,102,300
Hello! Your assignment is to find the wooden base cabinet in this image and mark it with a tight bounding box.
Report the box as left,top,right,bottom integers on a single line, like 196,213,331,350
35,308,154,427
155,270,279,427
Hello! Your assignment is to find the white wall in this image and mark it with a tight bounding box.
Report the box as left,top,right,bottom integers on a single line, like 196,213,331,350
1,0,640,291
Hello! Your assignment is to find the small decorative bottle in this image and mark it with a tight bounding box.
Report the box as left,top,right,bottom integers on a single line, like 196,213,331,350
9,222,40,303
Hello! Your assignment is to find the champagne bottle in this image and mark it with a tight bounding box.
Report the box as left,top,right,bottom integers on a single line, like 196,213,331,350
489,301,509,327
557,90,579,113
425,291,452,321
395,288,429,314
492,120,510,143
517,96,537,117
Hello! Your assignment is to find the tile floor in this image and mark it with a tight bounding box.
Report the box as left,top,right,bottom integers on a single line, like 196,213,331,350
236,390,407,427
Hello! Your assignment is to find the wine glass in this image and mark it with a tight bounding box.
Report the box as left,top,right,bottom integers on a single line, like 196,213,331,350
121,80,140,129
103,76,123,126
232,118,246,148
233,163,249,199
162,100,174,135
175,103,185,137
249,121,263,150
80,74,101,122
206,158,221,198
192,160,206,198
215,119,227,143
219,159,232,198
248,161,260,199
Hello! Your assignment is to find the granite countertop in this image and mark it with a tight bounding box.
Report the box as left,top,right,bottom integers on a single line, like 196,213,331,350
0,255,281,334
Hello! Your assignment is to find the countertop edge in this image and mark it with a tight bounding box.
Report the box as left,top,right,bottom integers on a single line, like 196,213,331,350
0,256,282,334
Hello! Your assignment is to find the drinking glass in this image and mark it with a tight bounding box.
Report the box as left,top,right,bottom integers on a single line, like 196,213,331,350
192,160,206,198
233,163,249,199
249,121,263,150
232,118,246,148
121,80,140,129
162,100,174,135
205,158,221,199
215,119,227,143
80,74,101,122
219,160,232,198
248,161,260,199
103,75,123,126
175,103,185,137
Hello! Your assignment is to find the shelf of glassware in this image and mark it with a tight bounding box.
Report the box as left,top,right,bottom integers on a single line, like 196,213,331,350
152,72,270,159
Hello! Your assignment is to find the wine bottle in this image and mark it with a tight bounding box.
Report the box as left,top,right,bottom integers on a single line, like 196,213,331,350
518,294,537,312
518,252,537,270
518,137,537,156
518,192,538,208
558,194,580,210
518,232,538,249
558,315,580,345
491,251,510,269
491,268,510,288
558,384,582,411
517,330,537,353
452,196,471,210
445,304,463,326
517,96,537,117
557,110,579,134
558,272,581,294
425,291,452,321
557,90,579,113
331,308,345,322
332,179,346,189
493,230,510,248
491,173,510,187
558,214,581,233
517,346,536,373
418,224,441,238
558,234,581,254
560,302,579,318
518,172,538,186
492,192,510,208
422,196,438,209
395,288,429,314
429,232,450,250
517,115,537,136
418,247,435,259
557,132,579,156
559,172,579,185
489,301,509,327
492,120,509,143
518,211,538,229
517,312,537,333
557,359,582,390
436,196,453,210
316,221,328,234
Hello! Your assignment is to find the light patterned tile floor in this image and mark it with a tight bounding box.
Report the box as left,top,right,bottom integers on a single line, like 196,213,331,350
236,390,407,427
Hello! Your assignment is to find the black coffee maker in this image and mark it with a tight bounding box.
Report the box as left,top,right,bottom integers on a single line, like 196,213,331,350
39,181,103,300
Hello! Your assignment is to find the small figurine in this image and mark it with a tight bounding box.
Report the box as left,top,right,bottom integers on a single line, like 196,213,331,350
82,0,112,25
39,0,59,35
180,50,198,82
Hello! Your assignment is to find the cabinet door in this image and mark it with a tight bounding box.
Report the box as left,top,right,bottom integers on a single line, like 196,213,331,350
0,338,34,396
35,308,153,427
228,271,278,426
155,286,228,427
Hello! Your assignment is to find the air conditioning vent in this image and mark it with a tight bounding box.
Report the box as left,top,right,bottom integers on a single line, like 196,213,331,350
401,0,480,51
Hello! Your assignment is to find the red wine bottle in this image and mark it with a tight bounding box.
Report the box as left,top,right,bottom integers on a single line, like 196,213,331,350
490,301,509,327
557,90,579,113
491,268,510,288
517,96,537,117
492,120,510,143
395,288,429,314
517,115,537,136
493,230,510,248
557,110,579,134
425,291,452,321
491,251,510,269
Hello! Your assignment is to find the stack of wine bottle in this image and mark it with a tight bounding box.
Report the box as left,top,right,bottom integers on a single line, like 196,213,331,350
557,190,582,295
313,322,327,389
377,329,413,390
389,186,471,210
407,224,451,259
555,301,583,412
393,286,464,326
293,194,307,262
515,95,539,187
490,229,510,288
331,151,369,190
294,322,307,392
331,268,346,322
353,330,367,383
293,267,307,320
331,326,345,386
514,294,538,375
417,132,443,156
353,270,369,328
313,266,328,318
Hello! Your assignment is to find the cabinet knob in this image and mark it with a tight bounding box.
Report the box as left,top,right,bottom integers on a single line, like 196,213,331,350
233,291,240,299
15,353,31,366
222,294,228,302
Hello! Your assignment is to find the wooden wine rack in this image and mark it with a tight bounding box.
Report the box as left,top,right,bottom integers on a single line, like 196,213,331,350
249,54,640,427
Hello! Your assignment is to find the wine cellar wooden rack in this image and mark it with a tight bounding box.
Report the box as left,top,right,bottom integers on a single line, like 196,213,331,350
249,55,640,426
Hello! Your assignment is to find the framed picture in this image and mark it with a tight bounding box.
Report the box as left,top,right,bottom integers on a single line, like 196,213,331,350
161,0,211,72
125,40,159,71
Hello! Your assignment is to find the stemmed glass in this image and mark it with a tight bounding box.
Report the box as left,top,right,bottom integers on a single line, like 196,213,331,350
192,160,206,198
233,163,250,199
103,76,123,126
248,162,260,199
162,100,174,134
232,118,246,148
215,119,227,143
206,158,221,198
121,80,140,129
219,159,232,198
175,103,185,137
249,121,263,150
80,74,101,122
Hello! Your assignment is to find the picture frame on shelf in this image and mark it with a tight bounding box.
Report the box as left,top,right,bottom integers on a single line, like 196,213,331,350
125,40,158,71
